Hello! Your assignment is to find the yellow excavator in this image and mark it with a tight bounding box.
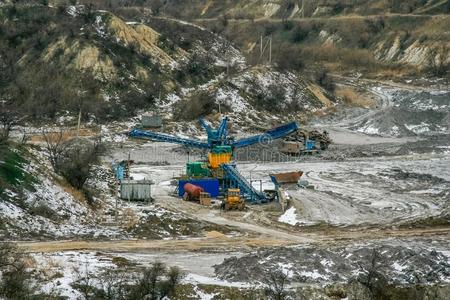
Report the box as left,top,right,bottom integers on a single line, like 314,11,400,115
222,188,245,211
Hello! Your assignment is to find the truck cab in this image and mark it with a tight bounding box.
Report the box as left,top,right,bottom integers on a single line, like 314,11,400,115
223,188,245,210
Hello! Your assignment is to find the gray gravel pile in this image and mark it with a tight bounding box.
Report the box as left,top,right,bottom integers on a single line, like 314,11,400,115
352,90,450,137
214,243,450,285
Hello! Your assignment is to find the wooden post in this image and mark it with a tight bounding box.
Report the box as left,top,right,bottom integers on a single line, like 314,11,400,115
76,107,82,137
269,35,272,64
302,0,305,18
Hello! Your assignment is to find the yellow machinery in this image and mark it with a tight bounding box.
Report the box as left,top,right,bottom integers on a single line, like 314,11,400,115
199,192,212,206
223,188,245,210
208,152,232,169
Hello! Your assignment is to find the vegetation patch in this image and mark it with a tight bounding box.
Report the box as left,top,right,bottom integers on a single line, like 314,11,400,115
0,145,36,198
131,208,232,239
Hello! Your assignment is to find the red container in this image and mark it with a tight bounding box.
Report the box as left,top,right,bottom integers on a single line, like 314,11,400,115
183,183,204,199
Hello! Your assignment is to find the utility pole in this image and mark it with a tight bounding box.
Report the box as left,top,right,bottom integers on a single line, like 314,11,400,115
269,35,272,65
76,106,82,137
260,35,263,58
259,35,272,65
302,0,305,18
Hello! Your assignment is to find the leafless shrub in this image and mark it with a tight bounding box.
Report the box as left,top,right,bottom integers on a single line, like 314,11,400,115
263,269,289,300
174,90,220,120
0,243,35,299
42,128,68,171
128,261,182,300
430,46,450,78
314,68,335,92
253,83,286,113
355,249,389,298
42,130,104,191
274,44,304,71
75,261,182,300
55,137,104,191
0,103,25,144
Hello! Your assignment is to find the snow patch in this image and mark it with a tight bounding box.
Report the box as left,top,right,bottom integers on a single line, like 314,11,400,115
278,207,299,225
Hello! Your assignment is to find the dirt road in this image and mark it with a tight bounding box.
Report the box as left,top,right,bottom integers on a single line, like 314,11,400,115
18,226,450,253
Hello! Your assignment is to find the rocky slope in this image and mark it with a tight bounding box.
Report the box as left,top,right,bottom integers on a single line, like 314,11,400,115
107,0,450,77
94,0,450,19
0,3,333,128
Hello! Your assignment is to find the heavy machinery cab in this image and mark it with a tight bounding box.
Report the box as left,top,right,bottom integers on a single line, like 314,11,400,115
199,192,211,206
223,188,245,210
227,189,240,199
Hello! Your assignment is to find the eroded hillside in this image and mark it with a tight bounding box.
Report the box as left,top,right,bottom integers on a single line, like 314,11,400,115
0,4,335,128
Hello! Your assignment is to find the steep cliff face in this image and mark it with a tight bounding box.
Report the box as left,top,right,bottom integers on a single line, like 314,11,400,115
373,16,450,70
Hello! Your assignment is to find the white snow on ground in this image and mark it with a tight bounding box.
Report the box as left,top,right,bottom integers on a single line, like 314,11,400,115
94,15,107,37
405,122,431,134
100,124,129,143
147,65,328,137
159,93,181,108
215,87,248,113
129,172,147,180
356,123,381,135
183,273,253,288
299,270,329,280
278,207,299,225
409,189,443,194
33,252,116,300
277,262,295,277
0,148,126,239
67,5,84,17
392,262,407,272
238,156,450,226
320,259,335,267
193,286,217,300
251,180,274,191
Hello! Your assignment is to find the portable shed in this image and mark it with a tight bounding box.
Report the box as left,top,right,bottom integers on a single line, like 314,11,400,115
120,180,153,201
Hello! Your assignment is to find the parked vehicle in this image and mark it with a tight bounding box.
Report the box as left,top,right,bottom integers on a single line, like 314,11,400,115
222,188,245,211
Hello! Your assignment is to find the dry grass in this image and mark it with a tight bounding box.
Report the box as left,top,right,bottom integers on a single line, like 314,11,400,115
335,87,375,108
205,230,226,238
56,176,87,203
308,84,333,107
29,128,97,143
121,208,139,229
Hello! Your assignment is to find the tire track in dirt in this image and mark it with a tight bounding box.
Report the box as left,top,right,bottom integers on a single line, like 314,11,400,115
17,227,450,253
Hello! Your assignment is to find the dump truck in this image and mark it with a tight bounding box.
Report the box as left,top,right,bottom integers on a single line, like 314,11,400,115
183,183,211,206
222,188,245,211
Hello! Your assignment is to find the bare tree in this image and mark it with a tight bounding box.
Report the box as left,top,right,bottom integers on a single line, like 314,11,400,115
356,249,389,298
263,269,289,300
42,128,68,171
98,268,129,300
0,102,25,143
128,261,182,300
430,46,450,78
0,243,35,299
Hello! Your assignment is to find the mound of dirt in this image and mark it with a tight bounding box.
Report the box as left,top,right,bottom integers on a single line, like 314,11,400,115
214,242,450,285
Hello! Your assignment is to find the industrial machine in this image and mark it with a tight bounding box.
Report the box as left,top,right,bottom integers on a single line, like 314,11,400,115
281,129,332,155
222,188,245,211
199,192,212,206
182,183,211,206
183,183,203,201
129,117,299,204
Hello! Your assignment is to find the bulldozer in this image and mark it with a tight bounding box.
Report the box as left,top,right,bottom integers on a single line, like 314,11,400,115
222,188,245,211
